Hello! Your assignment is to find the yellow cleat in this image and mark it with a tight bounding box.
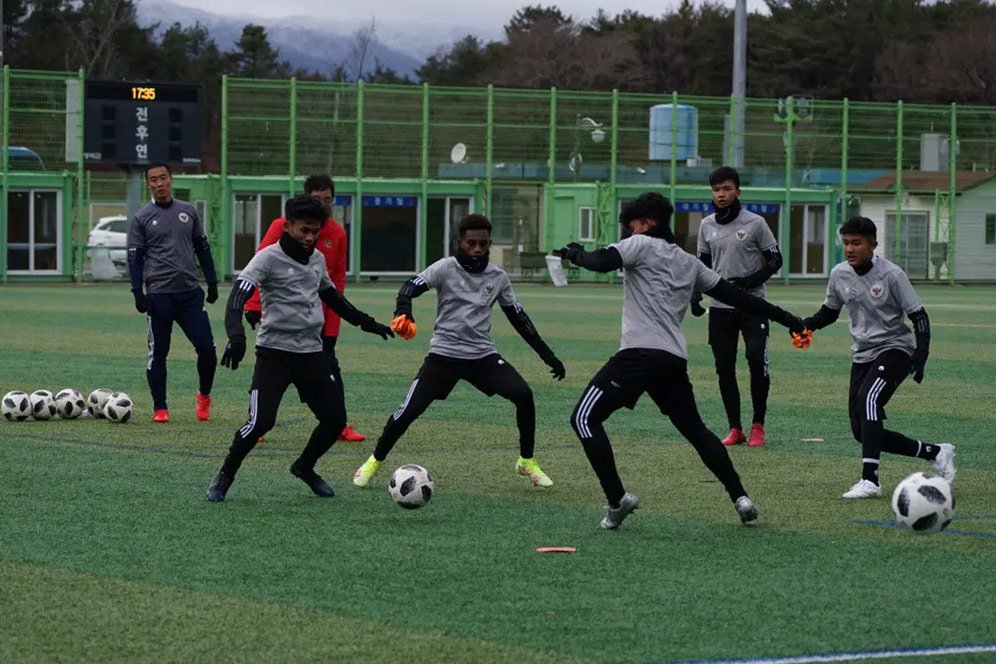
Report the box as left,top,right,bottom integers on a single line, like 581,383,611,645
516,457,553,488
353,455,381,488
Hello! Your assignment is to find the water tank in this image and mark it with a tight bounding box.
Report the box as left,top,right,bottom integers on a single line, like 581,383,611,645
649,104,698,161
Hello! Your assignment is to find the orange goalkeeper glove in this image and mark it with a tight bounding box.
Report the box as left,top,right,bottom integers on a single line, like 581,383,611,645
390,314,417,341
791,328,813,349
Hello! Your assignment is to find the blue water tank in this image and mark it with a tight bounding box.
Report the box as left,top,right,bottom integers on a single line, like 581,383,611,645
648,104,698,161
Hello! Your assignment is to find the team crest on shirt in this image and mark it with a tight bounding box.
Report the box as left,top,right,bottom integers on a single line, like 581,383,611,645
323,239,333,249
735,230,747,241
870,282,886,299
484,283,495,296
178,212,190,223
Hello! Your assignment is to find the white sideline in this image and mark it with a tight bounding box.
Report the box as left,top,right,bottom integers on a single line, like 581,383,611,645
658,643,996,664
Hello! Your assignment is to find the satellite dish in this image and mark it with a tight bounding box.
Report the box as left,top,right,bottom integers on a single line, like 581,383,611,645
568,151,583,173
450,142,468,164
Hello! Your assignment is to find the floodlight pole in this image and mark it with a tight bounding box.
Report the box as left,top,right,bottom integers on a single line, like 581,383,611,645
731,0,747,168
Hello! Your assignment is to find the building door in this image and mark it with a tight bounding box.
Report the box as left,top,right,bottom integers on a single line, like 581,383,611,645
6,189,61,274
788,204,827,276
886,212,929,279
232,193,284,271
426,196,472,265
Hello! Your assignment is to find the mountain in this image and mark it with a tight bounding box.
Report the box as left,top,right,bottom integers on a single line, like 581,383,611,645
135,0,481,79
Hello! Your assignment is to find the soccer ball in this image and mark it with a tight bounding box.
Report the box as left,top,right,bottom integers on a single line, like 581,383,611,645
2,391,32,422
102,392,134,423
29,390,57,420
54,388,86,419
891,472,955,534
389,464,434,509
87,388,114,418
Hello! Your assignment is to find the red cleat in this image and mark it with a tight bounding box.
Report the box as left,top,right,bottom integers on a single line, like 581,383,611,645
196,392,212,421
338,425,366,442
748,423,766,447
721,427,746,446
152,409,170,423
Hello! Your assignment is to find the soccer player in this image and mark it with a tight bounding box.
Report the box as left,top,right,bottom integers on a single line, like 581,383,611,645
243,174,365,442
206,195,393,502
127,163,219,424
800,216,954,499
352,213,565,489
691,166,783,447
555,192,807,530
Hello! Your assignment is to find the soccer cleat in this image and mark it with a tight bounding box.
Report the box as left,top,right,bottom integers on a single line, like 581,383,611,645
206,468,234,502
599,492,640,530
932,443,956,484
734,496,759,524
151,409,170,423
841,479,882,499
516,457,554,487
353,455,381,487
748,423,766,447
339,425,366,442
722,428,746,446
290,463,335,497
195,392,212,421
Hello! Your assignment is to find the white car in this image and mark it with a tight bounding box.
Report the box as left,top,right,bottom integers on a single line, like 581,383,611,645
87,215,130,278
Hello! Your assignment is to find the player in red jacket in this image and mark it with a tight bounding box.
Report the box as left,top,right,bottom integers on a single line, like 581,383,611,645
244,174,366,442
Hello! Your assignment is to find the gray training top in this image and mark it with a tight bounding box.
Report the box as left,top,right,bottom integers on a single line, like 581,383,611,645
610,233,721,358
416,257,518,360
237,243,333,353
697,208,778,309
127,199,207,294
823,256,923,363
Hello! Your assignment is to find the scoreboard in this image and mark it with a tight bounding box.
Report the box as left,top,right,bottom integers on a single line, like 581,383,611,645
83,81,202,166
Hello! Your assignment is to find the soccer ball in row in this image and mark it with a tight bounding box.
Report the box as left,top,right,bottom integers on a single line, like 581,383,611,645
891,472,955,534
389,464,434,509
2,389,133,423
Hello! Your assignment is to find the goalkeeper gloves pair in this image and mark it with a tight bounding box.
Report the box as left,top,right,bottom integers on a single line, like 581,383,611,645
391,314,418,341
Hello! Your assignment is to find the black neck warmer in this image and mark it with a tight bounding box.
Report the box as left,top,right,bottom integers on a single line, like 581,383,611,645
279,232,315,265
852,259,873,276
456,247,489,273
714,199,742,225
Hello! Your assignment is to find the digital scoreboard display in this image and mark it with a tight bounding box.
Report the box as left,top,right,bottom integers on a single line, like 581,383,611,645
83,80,203,166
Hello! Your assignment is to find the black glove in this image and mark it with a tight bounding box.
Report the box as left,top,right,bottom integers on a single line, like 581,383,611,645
910,348,928,384
543,354,566,381
690,292,706,317
206,282,219,304
245,310,262,330
221,336,247,370
360,318,394,340
785,315,806,335
132,290,147,314
554,242,584,264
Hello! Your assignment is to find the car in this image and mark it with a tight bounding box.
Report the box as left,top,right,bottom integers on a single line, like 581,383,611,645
7,146,46,170
87,215,130,278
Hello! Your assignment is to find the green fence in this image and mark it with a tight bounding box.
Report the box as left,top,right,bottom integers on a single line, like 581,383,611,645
5,67,996,282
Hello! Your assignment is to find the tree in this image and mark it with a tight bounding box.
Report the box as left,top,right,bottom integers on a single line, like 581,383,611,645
58,0,157,76
229,24,291,79
505,5,572,37
337,18,379,82
416,35,503,86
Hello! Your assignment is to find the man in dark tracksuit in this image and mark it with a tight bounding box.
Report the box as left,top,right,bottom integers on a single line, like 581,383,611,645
127,163,219,423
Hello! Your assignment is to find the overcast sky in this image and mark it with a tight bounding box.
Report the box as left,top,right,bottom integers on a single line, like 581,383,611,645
154,0,769,26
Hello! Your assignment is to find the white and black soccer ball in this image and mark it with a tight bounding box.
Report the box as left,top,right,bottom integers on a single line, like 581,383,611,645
87,388,114,419
892,472,955,534
102,392,134,423
54,388,86,419
2,390,32,422
389,464,434,509
29,390,57,420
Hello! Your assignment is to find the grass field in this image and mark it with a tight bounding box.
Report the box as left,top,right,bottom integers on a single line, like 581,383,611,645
1,282,994,663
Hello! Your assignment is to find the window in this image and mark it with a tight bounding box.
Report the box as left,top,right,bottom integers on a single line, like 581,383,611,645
6,189,61,273
986,214,996,245
578,206,595,242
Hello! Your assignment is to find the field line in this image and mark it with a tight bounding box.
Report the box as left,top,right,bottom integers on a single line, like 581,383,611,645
655,642,996,663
